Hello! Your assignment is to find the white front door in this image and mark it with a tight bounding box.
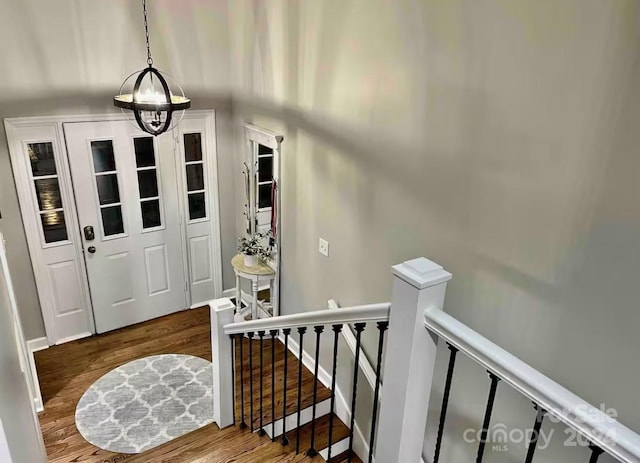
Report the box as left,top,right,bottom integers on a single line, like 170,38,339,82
64,121,187,333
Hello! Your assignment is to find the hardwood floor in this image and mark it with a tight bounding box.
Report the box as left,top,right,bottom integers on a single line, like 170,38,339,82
34,306,361,463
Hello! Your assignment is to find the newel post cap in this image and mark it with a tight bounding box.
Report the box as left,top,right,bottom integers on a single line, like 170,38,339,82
392,257,452,289
210,297,235,313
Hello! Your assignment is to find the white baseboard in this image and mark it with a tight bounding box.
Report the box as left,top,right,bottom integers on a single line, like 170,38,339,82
27,337,48,353
26,337,48,413
55,331,91,345
278,332,370,462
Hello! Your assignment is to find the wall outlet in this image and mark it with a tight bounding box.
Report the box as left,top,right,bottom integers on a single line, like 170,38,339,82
319,238,329,257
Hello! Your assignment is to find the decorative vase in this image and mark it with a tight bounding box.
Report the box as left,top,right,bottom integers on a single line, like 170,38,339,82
244,254,258,267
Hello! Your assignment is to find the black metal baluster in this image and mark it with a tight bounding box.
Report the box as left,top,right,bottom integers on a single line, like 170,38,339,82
248,331,255,432
476,372,500,463
588,444,604,463
231,334,237,425
433,344,459,463
239,333,247,429
307,325,325,457
258,331,266,436
327,324,343,461
524,404,546,463
368,321,389,463
270,329,278,442
296,327,307,454
280,328,291,446
348,322,366,463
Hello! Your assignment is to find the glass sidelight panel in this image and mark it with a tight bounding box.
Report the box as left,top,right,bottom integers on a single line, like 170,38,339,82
28,142,70,244
95,174,120,205
28,142,57,176
188,192,206,220
183,132,207,221
101,206,125,236
40,211,68,243
184,133,202,162
34,178,63,210
91,140,116,172
186,164,204,191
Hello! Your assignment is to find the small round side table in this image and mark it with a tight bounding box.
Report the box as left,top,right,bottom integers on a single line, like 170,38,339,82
231,254,276,320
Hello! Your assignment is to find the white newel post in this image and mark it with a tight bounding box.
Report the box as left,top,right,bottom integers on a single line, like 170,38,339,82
375,257,452,463
210,298,235,428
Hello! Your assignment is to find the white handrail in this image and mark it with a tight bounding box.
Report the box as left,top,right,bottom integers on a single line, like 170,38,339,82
424,306,640,463
223,302,390,335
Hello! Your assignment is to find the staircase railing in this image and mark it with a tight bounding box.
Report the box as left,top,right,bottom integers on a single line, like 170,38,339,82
211,299,391,461
211,257,640,463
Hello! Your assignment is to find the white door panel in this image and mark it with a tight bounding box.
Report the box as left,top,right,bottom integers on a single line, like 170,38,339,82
65,121,187,333
177,117,221,306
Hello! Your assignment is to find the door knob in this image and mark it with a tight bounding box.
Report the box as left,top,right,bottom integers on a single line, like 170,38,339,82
87,246,96,254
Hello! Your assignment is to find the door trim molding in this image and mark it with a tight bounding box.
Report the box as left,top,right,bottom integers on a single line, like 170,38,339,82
4,111,222,344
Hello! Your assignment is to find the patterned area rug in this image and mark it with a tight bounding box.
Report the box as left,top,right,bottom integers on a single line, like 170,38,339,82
75,354,214,453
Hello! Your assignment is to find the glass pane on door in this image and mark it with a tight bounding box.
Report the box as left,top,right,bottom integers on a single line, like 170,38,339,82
96,175,120,205
141,200,161,228
91,140,116,172
137,170,159,198
101,206,124,236
134,137,156,168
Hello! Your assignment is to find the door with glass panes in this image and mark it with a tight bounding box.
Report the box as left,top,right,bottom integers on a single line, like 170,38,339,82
64,121,186,333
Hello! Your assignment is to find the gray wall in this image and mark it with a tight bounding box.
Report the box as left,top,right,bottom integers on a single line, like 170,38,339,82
228,1,639,461
0,0,238,340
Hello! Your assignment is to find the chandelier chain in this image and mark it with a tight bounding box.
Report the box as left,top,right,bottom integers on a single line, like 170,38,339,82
142,0,153,66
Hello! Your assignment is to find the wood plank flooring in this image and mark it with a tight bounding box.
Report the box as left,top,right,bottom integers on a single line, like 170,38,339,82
34,306,359,463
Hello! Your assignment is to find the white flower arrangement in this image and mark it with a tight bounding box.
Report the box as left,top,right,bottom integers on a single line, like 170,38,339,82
237,231,273,261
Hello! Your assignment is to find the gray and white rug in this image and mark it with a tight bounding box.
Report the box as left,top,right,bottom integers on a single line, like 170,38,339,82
75,354,214,453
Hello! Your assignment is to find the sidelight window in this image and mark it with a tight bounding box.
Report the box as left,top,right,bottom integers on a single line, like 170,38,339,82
183,132,207,221
27,142,69,244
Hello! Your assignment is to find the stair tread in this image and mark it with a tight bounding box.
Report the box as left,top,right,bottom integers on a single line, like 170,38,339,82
328,451,364,463
282,413,350,454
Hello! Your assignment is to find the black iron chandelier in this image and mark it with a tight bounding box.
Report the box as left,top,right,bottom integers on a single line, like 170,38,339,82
114,0,191,136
